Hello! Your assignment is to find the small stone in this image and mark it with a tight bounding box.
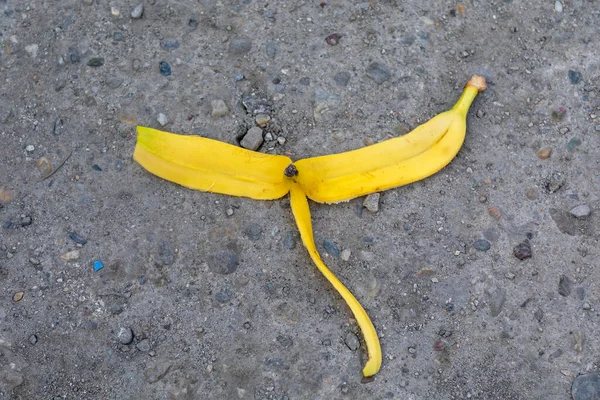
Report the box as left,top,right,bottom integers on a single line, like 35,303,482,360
144,362,172,383
536,147,552,159
117,327,133,345
525,188,538,200
210,100,229,117
37,157,52,175
546,174,564,193
25,44,39,58
341,249,351,261
265,42,278,59
20,215,32,227
69,231,87,245
131,4,144,19
276,335,293,348
161,39,180,51
583,302,591,310
137,339,151,352
265,132,274,141
244,223,263,240
476,109,484,118
110,6,120,16
234,73,245,81
473,239,491,251
60,250,80,261
159,61,171,76
157,113,168,126
568,70,582,85
548,349,563,362
226,208,234,216
555,0,563,12
240,127,263,150
363,193,380,213
13,292,24,302
486,287,506,317
505,272,516,280
87,57,104,67
29,257,40,266
106,77,123,89
206,364,213,373
25,145,35,152
513,239,532,260
53,118,63,135
478,194,487,203
559,126,570,135
488,206,501,220
344,332,360,351
334,71,351,87
207,250,239,275
277,137,286,145
255,114,271,126
29,334,38,344
366,62,391,85
567,137,582,152
558,275,572,297
68,47,81,63
323,238,339,258
283,231,297,250
534,308,544,322
570,205,591,219
228,38,253,56
572,374,600,400
325,33,342,46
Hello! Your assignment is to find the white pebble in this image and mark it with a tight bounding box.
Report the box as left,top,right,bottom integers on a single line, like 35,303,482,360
131,3,144,19
554,1,563,12
157,113,168,126
25,145,35,152
111,6,120,16
277,137,286,145
25,44,38,58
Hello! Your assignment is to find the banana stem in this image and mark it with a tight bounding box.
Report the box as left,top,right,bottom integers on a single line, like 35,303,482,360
289,184,382,377
452,75,487,118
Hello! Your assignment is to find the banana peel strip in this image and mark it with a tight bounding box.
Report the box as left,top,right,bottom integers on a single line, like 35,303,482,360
133,75,486,378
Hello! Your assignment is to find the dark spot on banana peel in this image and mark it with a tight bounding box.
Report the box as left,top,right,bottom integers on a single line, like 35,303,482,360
284,164,298,177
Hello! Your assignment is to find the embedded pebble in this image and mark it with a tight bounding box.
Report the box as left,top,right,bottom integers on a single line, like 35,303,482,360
157,113,168,126
570,204,591,219
118,327,134,344
69,231,87,245
486,287,506,317
60,250,80,261
513,239,532,260
276,335,293,348
226,208,234,216
366,62,391,84
255,114,271,126
572,374,600,400
341,249,351,261
26,145,35,152
277,137,286,145
344,332,360,351
473,239,491,251
87,57,104,67
568,69,582,84
25,44,39,58
536,147,552,159
554,0,562,12
325,33,342,46
525,188,538,200
334,71,351,87
36,157,52,175
324,238,339,258
210,100,229,117
283,231,297,249
159,61,171,76
131,4,144,19
207,250,239,275
161,39,180,51
13,291,24,302
488,206,501,220
110,6,120,16
228,38,253,55
265,42,278,59
363,193,380,213
137,339,151,352
558,275,572,297
29,334,38,345
245,223,263,240
476,109,484,118
53,118,63,135
240,127,263,150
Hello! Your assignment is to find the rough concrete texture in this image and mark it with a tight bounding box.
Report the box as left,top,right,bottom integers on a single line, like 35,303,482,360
1,1,599,399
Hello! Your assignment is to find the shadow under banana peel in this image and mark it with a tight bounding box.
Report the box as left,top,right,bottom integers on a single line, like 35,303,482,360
133,75,486,378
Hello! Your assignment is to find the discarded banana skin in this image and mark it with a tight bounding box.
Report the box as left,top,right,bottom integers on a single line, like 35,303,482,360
133,75,486,378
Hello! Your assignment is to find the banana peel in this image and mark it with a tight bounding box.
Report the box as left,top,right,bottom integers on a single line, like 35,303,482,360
133,75,486,378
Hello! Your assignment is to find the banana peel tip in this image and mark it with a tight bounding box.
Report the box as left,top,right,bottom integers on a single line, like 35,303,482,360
467,75,487,92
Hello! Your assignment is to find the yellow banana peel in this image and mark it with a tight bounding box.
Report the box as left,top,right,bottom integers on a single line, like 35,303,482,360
133,75,486,378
